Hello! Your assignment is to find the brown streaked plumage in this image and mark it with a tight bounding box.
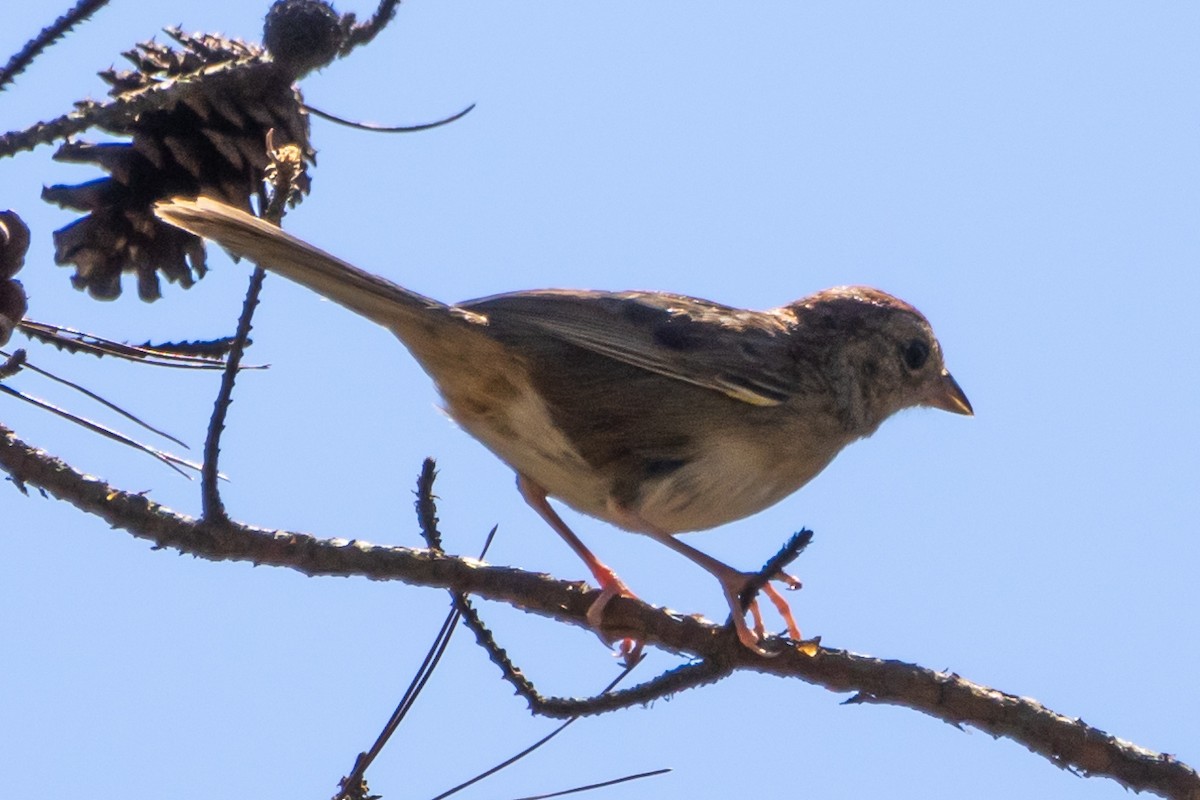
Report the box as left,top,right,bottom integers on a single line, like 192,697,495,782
155,196,972,655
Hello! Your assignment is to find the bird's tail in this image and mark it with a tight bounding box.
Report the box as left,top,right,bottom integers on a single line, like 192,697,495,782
156,196,527,427
154,196,451,334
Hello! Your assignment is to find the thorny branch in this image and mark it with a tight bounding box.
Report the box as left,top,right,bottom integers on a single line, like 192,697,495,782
199,263,263,522
0,422,1196,800
456,593,735,718
0,0,112,92
199,135,302,522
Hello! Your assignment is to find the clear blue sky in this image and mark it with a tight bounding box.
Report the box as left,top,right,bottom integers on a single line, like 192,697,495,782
3,3,1197,798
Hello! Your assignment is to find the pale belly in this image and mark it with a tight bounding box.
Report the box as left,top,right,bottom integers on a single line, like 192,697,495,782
620,430,838,534
446,384,839,537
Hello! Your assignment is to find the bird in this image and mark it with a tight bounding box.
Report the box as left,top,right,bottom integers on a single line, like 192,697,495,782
156,196,973,655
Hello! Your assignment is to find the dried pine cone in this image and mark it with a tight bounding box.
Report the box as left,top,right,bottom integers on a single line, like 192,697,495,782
0,210,30,346
42,27,315,301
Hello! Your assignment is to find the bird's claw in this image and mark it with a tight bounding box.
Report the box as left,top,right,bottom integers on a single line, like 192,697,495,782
721,569,806,655
586,578,645,666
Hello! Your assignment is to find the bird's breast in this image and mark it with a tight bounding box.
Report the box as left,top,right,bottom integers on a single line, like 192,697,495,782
434,351,848,537
625,428,843,534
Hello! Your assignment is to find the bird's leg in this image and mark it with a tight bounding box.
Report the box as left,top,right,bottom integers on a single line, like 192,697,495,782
655,534,803,651
516,475,643,661
610,504,802,652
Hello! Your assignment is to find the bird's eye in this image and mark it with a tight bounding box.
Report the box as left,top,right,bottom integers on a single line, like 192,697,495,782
903,339,930,371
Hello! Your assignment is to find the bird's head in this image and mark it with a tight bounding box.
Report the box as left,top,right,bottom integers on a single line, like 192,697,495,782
788,286,972,435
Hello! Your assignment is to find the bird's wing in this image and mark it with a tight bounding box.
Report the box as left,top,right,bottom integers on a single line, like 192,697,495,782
461,289,803,407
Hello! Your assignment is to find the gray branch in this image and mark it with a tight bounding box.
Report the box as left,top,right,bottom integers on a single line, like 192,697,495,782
1,421,1195,800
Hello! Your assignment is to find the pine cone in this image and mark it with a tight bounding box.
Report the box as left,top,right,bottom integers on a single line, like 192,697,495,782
42,28,314,301
0,210,30,346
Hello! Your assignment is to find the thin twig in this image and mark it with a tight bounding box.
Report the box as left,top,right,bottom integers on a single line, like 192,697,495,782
427,647,641,800
335,606,460,800
508,769,672,800
133,336,256,360
304,102,475,133
415,458,442,550
740,528,813,607
352,462,664,800
2,348,187,447
200,265,264,522
0,0,111,92
0,386,199,476
417,461,654,800
19,320,261,369
340,0,403,54
201,135,302,521
457,593,734,719
334,465,494,800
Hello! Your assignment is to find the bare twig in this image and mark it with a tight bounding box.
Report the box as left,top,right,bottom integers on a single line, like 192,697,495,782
413,466,662,800
508,769,672,800
201,134,303,521
457,595,733,719
304,102,475,133
335,602,459,800
18,320,257,369
742,528,813,602
334,463,493,800
131,336,255,361
2,348,186,447
0,424,1195,800
340,0,403,54
414,457,443,550
431,601,642,800
0,0,111,92
200,265,264,522
0,389,199,476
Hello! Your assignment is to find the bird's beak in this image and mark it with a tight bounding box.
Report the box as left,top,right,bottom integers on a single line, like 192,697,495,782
926,370,973,416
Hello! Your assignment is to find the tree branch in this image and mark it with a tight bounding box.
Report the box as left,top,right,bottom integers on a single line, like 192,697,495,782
0,421,1195,800
0,0,112,93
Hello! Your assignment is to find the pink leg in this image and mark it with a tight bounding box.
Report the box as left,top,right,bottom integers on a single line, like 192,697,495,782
761,583,803,641
610,502,803,652
517,475,642,660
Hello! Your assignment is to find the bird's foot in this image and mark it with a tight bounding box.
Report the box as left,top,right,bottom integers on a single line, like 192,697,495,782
586,570,646,667
717,568,807,656
515,475,647,665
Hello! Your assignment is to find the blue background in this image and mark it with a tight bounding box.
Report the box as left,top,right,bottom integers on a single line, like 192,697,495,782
2,3,1197,798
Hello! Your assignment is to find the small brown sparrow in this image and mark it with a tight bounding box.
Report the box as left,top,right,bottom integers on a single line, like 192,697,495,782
157,197,972,654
